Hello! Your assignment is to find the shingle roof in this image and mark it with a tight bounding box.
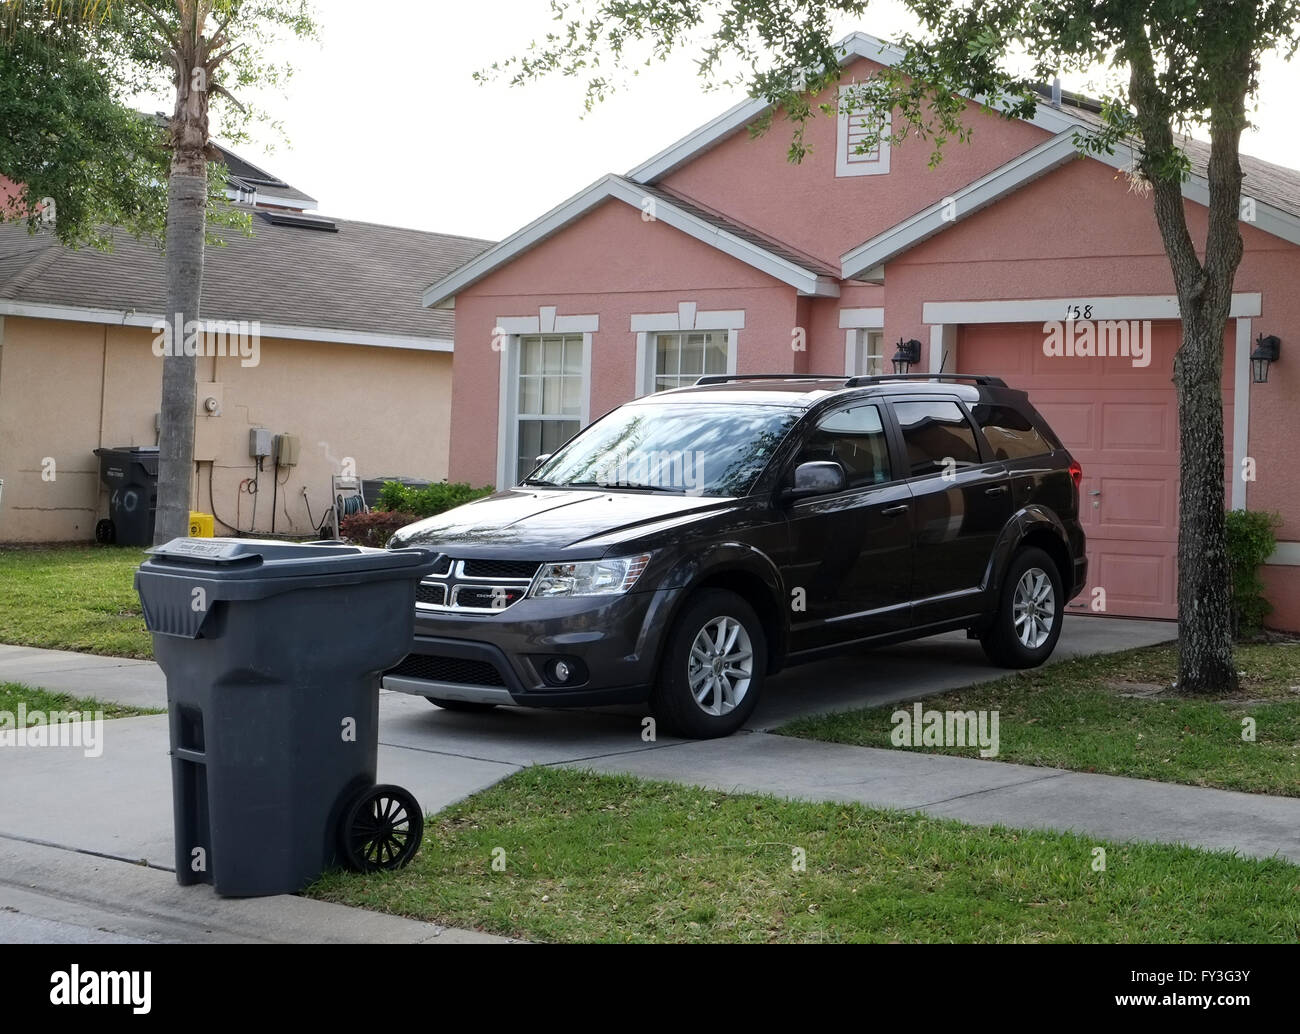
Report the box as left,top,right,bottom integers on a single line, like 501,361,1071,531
0,210,494,342
1047,94,1300,220
638,183,841,278
217,145,319,208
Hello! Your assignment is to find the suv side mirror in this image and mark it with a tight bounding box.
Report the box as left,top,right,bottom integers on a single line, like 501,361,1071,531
784,461,846,502
531,453,552,472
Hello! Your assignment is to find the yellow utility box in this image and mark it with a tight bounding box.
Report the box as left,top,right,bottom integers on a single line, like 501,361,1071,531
188,512,215,537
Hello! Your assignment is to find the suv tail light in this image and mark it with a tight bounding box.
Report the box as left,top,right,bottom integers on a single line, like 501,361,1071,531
1068,460,1083,487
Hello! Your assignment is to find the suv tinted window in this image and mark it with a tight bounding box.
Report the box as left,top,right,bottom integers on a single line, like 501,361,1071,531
893,400,981,476
971,403,1054,461
796,403,890,489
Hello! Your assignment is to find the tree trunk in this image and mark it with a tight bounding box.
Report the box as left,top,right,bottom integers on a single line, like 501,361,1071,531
154,22,210,545
154,168,204,544
1172,305,1237,692
1126,32,1245,695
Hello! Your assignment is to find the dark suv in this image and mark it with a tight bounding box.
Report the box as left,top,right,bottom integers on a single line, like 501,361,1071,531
385,374,1087,738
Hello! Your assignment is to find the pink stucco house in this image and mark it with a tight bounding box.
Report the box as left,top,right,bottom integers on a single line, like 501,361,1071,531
423,32,1300,630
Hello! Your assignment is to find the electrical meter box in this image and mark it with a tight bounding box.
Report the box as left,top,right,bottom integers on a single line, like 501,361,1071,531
249,427,272,459
274,433,300,467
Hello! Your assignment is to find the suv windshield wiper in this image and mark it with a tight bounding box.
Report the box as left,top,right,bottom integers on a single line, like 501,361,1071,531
520,477,557,486
564,480,683,493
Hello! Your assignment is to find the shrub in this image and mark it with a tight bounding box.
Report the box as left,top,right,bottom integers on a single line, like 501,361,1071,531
339,510,418,548
1224,509,1282,638
373,480,494,519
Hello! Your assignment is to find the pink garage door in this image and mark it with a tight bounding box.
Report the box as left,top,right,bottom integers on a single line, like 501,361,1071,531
959,320,1234,620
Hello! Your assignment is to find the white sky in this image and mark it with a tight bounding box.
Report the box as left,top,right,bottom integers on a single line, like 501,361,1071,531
149,0,1300,242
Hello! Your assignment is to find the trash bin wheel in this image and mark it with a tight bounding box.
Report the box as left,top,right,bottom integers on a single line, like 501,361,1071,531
95,519,116,544
425,696,498,713
340,783,423,873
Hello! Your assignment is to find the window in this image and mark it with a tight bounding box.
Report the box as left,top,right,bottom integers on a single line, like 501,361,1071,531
654,330,729,391
531,403,801,497
515,334,583,483
851,330,886,376
970,404,1055,461
893,400,982,477
796,404,891,489
836,85,891,178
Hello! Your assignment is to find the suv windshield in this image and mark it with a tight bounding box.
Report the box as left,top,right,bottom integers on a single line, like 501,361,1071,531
524,402,801,497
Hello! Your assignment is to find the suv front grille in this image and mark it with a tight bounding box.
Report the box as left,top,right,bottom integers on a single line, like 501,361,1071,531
414,555,539,614
415,582,447,606
461,559,541,579
386,653,506,687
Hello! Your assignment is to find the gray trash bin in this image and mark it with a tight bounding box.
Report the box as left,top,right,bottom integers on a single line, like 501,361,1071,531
134,537,439,897
94,446,159,546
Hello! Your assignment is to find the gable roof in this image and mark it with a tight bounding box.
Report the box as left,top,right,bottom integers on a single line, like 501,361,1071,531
421,174,841,308
626,32,1097,184
841,99,1300,278
0,211,493,350
217,144,318,210
425,30,1300,306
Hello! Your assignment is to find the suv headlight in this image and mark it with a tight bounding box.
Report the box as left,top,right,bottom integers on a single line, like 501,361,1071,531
530,554,651,598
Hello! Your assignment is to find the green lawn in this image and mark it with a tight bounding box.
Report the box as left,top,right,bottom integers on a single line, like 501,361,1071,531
0,545,151,658
309,766,1300,943
780,642,1300,796
0,681,161,719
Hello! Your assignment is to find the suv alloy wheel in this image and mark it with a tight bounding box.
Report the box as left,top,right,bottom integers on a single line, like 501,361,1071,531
650,589,767,739
980,547,1065,668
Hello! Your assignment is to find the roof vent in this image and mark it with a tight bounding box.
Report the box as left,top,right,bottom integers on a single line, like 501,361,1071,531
258,210,339,232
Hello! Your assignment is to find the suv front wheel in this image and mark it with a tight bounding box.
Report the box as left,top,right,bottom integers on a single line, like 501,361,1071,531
980,547,1064,668
650,589,767,739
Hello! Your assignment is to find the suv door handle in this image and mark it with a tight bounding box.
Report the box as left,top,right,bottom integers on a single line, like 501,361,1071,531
984,485,1009,496
881,504,909,516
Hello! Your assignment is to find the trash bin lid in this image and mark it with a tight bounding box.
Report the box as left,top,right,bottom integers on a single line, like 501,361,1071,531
142,537,437,581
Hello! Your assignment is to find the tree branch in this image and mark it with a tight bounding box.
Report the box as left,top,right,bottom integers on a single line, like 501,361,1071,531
1123,22,1204,302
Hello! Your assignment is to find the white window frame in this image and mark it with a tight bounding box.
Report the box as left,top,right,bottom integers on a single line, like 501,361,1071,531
836,85,891,178
495,308,596,489
839,307,885,376
631,303,743,396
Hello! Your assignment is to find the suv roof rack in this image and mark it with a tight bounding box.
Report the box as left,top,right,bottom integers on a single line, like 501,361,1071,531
694,372,1008,389
694,374,843,385
843,373,1008,388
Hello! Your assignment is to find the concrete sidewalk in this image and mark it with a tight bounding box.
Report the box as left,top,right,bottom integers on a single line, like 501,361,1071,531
564,731,1300,864
0,837,511,944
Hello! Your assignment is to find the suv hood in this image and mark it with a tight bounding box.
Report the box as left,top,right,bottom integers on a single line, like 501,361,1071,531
390,488,735,556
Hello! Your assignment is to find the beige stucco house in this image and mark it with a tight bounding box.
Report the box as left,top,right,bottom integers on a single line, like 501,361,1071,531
0,150,491,542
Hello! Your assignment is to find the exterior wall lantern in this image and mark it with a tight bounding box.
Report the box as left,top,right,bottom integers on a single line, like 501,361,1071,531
1251,334,1281,383
892,337,923,374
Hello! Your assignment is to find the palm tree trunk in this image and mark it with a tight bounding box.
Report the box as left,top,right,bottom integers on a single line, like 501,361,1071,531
153,9,210,545
154,165,204,544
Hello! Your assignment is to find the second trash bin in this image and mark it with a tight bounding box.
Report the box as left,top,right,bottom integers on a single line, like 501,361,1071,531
93,446,159,546
135,537,438,897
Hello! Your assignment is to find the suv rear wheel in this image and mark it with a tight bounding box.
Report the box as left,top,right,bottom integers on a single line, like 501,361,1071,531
980,547,1064,668
650,589,766,739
